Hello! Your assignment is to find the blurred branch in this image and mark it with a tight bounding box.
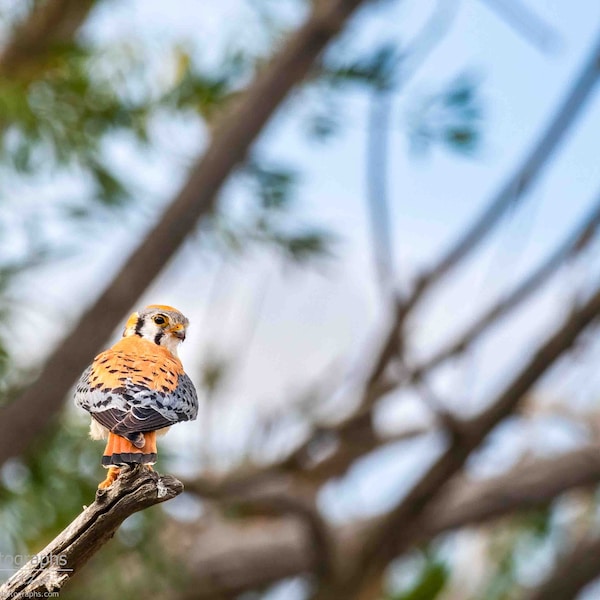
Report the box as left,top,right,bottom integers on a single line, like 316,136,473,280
330,281,600,600
412,189,600,378
171,517,314,600
183,424,429,501
280,174,600,483
422,444,600,535
296,423,428,485
331,26,600,471
400,30,600,317
364,0,459,302
0,0,97,76
222,485,335,581
366,90,395,302
0,0,372,468
477,0,562,54
527,533,600,600
174,444,600,599
0,466,182,600
401,0,460,82
184,189,600,519
188,188,600,499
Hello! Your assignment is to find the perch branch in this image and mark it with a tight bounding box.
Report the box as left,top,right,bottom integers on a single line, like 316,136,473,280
0,466,183,600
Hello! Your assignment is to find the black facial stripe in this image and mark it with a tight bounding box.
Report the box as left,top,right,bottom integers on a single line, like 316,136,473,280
134,316,144,337
154,331,164,345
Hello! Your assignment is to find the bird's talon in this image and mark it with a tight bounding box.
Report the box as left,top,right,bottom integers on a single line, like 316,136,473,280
97,467,120,489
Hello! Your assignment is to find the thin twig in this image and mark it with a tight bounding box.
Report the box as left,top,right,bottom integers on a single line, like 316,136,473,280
413,189,600,378
402,30,600,315
366,90,395,302
477,0,562,54
364,0,460,303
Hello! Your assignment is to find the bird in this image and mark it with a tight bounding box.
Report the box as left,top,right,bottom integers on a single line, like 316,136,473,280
74,304,198,489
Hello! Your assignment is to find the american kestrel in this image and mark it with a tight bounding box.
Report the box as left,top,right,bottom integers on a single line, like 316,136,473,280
74,305,198,489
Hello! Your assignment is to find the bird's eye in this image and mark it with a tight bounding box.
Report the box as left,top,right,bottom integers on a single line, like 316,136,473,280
153,315,167,325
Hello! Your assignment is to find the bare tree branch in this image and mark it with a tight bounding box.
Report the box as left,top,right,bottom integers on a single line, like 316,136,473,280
413,188,600,378
176,189,600,534
170,517,314,600
182,426,422,498
0,467,183,600
366,90,395,302
321,32,600,490
222,486,335,581
0,0,372,468
329,282,600,600
172,444,600,599
273,186,600,496
477,0,562,53
185,188,600,502
402,30,600,315
423,444,600,536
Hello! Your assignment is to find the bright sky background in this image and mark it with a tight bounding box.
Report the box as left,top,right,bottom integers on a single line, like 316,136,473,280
3,0,600,597
8,0,600,462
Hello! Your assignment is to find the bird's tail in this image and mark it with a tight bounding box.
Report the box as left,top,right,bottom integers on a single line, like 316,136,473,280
102,431,157,467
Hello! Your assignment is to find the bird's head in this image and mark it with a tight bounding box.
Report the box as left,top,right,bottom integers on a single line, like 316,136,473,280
123,305,189,354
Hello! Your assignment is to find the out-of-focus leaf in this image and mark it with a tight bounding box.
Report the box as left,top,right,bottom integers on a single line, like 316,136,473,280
406,73,484,157
276,229,333,263
518,507,552,540
308,111,340,140
90,160,128,206
322,43,399,91
201,354,230,395
388,559,449,600
245,161,298,212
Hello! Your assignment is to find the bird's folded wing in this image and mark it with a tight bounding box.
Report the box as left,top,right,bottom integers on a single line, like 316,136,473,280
113,406,178,434
90,408,127,431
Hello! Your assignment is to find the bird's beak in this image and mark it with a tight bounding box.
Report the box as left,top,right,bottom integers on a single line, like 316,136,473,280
169,324,186,341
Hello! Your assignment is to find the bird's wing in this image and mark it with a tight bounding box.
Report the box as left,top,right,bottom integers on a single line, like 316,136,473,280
74,338,198,435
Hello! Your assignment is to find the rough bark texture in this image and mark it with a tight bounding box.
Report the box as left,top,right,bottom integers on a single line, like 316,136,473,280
0,467,183,600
